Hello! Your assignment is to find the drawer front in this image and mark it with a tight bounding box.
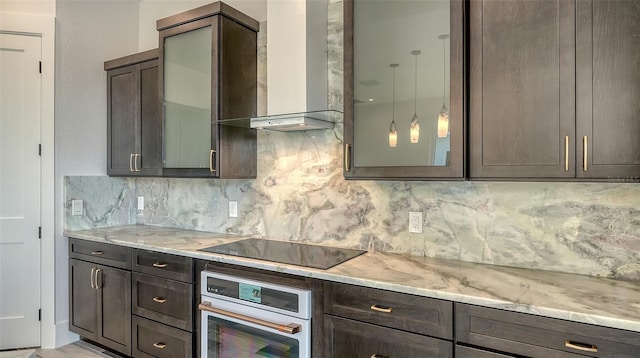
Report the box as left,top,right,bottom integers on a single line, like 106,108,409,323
132,316,192,358
324,281,453,339
324,315,452,358
69,238,131,269
456,303,640,358
456,345,515,358
132,273,193,331
133,249,193,283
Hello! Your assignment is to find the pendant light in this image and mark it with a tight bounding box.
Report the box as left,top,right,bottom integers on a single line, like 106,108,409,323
410,50,421,144
388,63,399,148
437,34,450,138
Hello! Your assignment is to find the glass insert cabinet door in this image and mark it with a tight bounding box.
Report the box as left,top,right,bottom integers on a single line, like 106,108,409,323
343,0,464,179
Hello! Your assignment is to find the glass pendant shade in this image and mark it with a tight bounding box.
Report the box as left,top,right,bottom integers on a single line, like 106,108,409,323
410,50,421,144
437,103,449,138
437,34,449,138
389,120,398,147
388,63,399,148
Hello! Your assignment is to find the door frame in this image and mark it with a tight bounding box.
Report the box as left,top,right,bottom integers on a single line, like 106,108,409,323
0,12,56,348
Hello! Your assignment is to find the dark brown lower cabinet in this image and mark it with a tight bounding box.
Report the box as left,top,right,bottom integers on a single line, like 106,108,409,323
132,316,192,358
324,315,453,357
69,258,132,356
456,303,640,358
455,345,515,358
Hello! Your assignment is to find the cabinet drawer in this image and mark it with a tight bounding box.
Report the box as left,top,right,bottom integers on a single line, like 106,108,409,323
132,273,193,331
325,315,452,357
456,345,514,358
133,249,193,282
324,281,453,339
132,316,192,358
69,238,131,269
456,303,640,358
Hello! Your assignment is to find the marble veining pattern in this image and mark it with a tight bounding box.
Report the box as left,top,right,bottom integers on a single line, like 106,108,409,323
65,225,640,333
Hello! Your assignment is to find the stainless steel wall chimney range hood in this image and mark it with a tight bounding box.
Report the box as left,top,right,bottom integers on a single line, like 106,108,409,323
252,0,341,131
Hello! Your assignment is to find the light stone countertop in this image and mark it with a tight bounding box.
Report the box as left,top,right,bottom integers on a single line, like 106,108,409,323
65,225,640,333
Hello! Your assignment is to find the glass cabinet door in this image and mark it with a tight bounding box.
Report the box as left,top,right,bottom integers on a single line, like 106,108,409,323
162,24,213,170
343,0,464,179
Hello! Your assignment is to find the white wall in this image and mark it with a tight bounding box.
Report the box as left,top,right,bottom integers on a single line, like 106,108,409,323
54,0,139,342
0,0,55,16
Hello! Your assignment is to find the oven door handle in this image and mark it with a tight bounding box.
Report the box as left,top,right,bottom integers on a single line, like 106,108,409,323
198,301,302,334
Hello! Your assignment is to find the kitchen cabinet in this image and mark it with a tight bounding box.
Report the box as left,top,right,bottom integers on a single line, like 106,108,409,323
157,2,258,178
470,0,640,180
69,239,132,356
576,0,640,179
131,249,194,358
323,281,453,357
105,50,161,176
456,303,640,357
343,0,465,179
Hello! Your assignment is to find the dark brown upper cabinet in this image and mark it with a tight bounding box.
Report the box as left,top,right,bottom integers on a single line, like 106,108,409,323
471,0,640,180
343,0,465,180
157,2,258,178
576,0,640,180
105,50,162,176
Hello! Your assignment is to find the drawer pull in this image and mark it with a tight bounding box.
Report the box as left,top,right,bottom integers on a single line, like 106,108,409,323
199,302,301,334
564,340,597,353
152,262,168,268
370,304,392,313
370,355,389,358
152,342,167,349
152,297,167,304
91,251,104,255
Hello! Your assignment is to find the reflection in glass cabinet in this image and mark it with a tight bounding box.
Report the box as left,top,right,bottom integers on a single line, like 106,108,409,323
344,0,464,179
163,26,212,169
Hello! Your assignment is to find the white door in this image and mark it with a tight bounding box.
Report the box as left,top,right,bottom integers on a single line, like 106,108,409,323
0,33,42,349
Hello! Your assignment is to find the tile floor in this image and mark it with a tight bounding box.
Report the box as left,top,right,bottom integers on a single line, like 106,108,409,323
34,341,123,358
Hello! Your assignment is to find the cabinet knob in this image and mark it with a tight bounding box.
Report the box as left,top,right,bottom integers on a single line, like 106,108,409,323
152,296,167,304
153,342,167,349
152,262,168,268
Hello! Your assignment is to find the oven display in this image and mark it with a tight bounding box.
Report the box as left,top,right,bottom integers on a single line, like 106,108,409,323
207,316,300,358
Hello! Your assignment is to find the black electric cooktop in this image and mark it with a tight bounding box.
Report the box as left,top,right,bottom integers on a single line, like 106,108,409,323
199,238,367,270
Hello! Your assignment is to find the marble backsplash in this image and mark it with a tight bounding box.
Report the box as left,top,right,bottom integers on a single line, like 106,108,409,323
64,1,640,280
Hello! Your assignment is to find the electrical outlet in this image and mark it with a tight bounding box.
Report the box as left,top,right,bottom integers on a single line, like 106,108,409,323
71,200,83,216
229,200,238,218
409,211,423,233
137,196,144,210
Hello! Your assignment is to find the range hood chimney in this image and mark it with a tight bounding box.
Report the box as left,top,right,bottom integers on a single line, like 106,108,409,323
251,0,338,131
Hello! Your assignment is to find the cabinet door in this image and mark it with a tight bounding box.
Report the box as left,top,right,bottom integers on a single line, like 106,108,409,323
107,65,137,176
324,315,452,357
470,0,576,179
343,0,465,179
138,60,162,176
68,259,98,340
576,0,640,179
96,264,132,356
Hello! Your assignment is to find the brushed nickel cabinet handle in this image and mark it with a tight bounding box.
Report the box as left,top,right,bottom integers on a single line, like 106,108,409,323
152,262,168,268
370,304,392,313
94,268,102,289
209,149,217,172
565,340,598,353
199,302,301,334
90,268,95,289
134,153,141,172
583,136,588,171
344,144,352,172
152,297,166,304
91,251,104,255
152,342,167,349
564,136,569,171
129,153,135,172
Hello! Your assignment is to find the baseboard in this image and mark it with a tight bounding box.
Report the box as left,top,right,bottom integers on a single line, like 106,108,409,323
54,320,78,348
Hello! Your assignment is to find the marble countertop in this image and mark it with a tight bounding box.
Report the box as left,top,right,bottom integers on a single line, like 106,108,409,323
65,225,640,333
